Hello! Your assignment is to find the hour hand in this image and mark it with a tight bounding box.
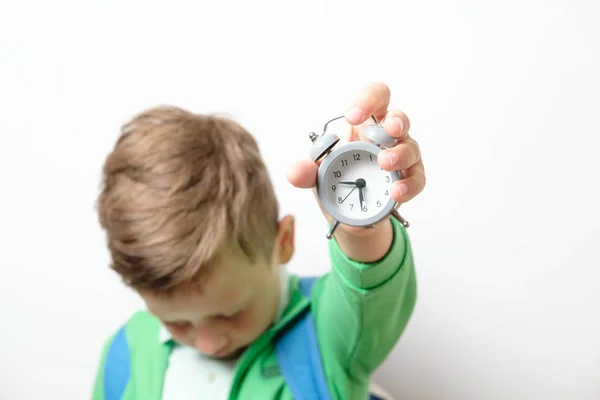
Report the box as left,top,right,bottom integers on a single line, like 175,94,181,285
338,181,356,186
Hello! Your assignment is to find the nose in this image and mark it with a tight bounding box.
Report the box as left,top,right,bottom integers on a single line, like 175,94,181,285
193,328,227,355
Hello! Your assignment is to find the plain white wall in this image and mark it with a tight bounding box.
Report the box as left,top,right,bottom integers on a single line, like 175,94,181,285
1,0,599,398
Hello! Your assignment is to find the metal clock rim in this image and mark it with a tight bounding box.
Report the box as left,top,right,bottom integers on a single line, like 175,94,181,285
316,141,401,227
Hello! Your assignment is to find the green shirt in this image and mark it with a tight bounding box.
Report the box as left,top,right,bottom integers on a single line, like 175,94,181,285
92,218,417,399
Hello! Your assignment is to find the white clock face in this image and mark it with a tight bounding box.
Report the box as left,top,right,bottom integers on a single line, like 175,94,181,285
323,149,394,221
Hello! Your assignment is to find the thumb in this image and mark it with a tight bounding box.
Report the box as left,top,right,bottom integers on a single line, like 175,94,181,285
286,159,318,189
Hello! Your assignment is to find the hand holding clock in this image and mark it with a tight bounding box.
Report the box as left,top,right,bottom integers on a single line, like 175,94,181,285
287,82,426,243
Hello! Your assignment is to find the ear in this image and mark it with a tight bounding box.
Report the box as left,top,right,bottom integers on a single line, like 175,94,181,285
275,214,295,264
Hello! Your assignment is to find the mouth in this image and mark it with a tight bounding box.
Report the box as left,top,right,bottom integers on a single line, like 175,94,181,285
210,347,245,360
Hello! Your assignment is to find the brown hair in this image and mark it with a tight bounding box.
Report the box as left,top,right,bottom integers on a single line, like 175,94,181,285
97,106,279,294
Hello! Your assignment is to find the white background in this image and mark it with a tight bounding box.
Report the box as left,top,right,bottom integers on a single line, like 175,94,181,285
1,0,599,399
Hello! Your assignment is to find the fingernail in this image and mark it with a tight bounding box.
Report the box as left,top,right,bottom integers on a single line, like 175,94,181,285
381,151,398,168
394,117,404,132
345,106,363,123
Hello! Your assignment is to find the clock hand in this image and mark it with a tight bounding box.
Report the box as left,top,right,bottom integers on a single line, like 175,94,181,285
338,181,357,186
340,186,357,203
355,178,366,209
359,187,364,210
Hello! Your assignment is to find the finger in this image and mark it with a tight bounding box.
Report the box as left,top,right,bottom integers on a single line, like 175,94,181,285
286,159,318,188
381,110,410,140
390,160,426,203
377,138,421,171
344,82,391,125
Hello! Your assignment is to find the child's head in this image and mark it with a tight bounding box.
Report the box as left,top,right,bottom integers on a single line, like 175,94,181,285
97,106,295,359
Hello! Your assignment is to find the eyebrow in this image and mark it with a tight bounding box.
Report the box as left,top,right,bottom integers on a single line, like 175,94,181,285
160,297,251,324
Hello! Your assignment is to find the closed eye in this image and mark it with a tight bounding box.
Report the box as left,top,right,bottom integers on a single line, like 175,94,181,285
165,320,191,329
217,309,244,321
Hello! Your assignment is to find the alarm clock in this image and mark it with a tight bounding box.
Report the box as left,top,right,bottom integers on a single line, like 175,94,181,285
308,115,410,239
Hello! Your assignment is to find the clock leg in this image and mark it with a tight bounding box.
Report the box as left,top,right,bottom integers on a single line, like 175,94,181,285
391,209,410,228
326,220,340,239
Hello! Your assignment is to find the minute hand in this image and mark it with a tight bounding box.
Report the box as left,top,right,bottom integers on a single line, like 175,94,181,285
359,187,364,209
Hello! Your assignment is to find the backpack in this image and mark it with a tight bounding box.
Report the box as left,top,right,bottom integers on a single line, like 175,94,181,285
102,277,385,400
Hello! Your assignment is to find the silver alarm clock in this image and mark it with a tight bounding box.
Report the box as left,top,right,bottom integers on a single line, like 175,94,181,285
309,115,410,239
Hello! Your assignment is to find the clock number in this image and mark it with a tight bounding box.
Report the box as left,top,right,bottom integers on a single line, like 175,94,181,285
333,171,341,178
362,206,367,212
353,153,361,161
377,200,381,207
341,160,348,167
369,155,373,162
385,190,389,196
385,176,390,182
350,204,354,210
338,197,343,203
331,185,336,192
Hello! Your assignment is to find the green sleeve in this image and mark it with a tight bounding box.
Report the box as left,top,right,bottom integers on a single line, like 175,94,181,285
311,218,417,400
91,334,114,400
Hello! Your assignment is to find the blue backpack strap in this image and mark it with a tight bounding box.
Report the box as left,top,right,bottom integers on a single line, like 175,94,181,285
103,324,131,399
275,276,332,400
297,276,318,298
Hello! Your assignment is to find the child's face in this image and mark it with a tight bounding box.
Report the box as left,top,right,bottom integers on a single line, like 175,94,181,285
140,216,295,360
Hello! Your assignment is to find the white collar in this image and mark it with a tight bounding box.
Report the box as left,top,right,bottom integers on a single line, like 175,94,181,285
159,265,290,344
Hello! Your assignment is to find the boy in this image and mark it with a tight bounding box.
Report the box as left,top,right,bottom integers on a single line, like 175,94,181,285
92,82,425,400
